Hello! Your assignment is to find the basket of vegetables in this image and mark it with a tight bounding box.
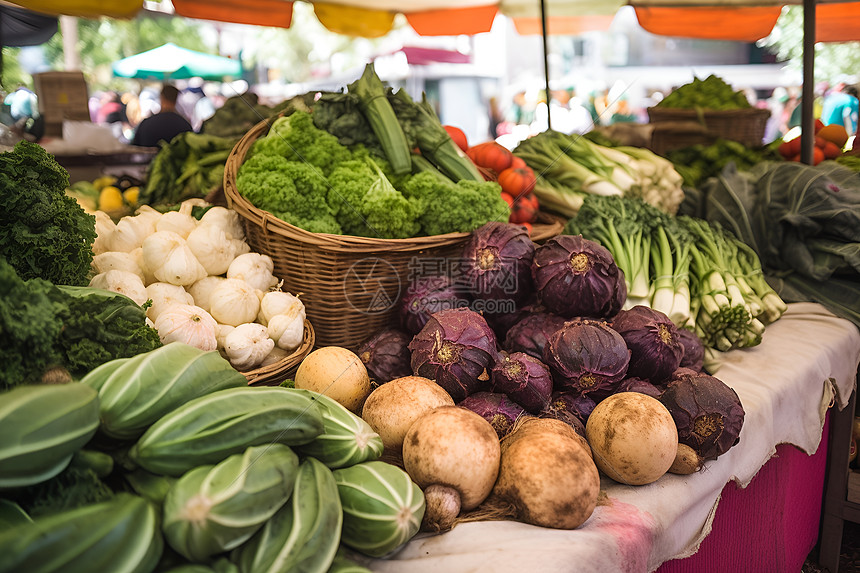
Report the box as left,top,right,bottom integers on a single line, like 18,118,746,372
223,64,561,349
647,75,770,154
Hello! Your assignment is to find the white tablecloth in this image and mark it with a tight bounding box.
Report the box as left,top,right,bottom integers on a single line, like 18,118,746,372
362,303,860,573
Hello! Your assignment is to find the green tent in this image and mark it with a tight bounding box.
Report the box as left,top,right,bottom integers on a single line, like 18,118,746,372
112,42,241,81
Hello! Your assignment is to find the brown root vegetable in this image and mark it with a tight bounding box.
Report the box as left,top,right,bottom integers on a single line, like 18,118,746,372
402,406,500,532
493,427,599,529
668,443,704,475
585,392,677,486
294,346,371,413
360,376,454,452
501,416,591,459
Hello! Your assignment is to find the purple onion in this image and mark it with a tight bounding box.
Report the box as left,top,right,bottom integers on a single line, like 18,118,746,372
659,370,745,460
539,391,593,436
503,312,567,360
398,275,464,335
531,235,627,319
676,328,705,372
458,392,526,438
484,297,538,341
491,352,553,413
542,318,630,396
590,376,664,402
408,307,498,402
459,222,535,305
610,306,685,384
356,327,413,383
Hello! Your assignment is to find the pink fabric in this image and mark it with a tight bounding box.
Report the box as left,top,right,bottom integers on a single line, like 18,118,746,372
657,413,830,573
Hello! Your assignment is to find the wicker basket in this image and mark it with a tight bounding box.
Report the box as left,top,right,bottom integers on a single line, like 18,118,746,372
224,117,563,350
647,106,770,153
242,320,315,386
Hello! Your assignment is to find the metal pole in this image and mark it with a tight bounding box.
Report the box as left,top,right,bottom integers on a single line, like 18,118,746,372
540,0,552,130
801,0,816,165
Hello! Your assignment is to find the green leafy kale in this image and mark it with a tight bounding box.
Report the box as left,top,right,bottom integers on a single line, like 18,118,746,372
0,141,96,286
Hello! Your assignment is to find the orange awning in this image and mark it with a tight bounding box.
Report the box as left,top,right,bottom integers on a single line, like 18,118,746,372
512,14,615,36
172,0,293,29
633,6,783,42
405,5,498,36
816,2,860,42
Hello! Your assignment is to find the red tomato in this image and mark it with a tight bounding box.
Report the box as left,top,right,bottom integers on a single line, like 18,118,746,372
497,167,536,198
444,125,469,152
509,195,538,224
510,156,527,170
500,192,515,208
814,118,825,134
822,140,842,159
813,146,825,165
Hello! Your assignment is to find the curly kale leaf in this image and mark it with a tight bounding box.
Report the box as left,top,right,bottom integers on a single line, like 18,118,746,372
0,141,96,286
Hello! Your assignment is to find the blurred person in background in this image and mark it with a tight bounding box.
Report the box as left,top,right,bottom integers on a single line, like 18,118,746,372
821,83,859,136
4,86,37,122
131,84,192,147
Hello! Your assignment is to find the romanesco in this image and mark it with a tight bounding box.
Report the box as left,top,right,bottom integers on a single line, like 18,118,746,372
251,110,352,176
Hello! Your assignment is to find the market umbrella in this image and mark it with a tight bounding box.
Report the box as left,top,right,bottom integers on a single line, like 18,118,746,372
112,42,242,81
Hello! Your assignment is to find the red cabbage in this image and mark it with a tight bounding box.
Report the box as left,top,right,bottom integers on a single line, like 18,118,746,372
542,318,630,396
460,222,535,305
356,327,413,383
398,274,464,335
503,311,567,360
408,307,498,402
531,235,627,319
458,392,526,439
590,376,664,402
659,370,745,460
610,306,685,384
539,391,593,436
491,352,553,413
677,328,705,372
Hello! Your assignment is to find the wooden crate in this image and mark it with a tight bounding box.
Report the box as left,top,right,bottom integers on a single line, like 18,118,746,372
33,71,91,137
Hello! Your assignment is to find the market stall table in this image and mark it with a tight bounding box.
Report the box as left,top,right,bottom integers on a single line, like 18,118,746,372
360,303,860,573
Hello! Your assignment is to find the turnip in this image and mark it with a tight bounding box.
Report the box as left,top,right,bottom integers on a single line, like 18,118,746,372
295,346,371,413
502,416,591,459
402,406,500,532
585,392,677,486
360,376,454,452
492,421,600,529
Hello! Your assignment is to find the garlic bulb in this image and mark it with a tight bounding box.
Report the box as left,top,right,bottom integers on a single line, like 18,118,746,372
145,282,194,322
131,247,158,286
209,278,262,327
267,309,305,351
186,223,248,276
89,269,147,306
187,275,226,312
92,211,116,255
156,203,197,238
199,206,245,241
153,304,218,351
227,253,278,292
224,322,274,370
258,291,305,325
92,251,145,282
260,346,291,367
215,323,235,351
108,210,159,253
142,231,207,287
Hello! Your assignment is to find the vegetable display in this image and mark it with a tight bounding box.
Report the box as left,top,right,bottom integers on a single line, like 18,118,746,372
656,74,751,110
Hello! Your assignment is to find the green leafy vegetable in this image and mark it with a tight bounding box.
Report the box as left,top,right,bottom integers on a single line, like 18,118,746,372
658,75,751,110
0,141,96,286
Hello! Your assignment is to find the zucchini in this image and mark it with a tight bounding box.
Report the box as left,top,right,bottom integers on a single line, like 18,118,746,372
235,457,342,573
0,493,162,573
130,386,324,476
294,390,384,469
0,383,99,490
163,444,298,562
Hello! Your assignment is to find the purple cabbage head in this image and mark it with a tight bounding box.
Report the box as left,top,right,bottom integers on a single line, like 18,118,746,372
503,311,567,360
398,274,464,335
542,318,630,396
590,376,664,402
356,327,413,384
408,307,498,402
491,352,553,413
458,392,526,439
539,391,594,436
659,370,745,460
531,235,627,319
460,222,535,305
676,328,705,372
610,305,685,384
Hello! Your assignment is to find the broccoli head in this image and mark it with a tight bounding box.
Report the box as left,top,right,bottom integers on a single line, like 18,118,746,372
250,110,352,176
237,153,341,234
418,179,510,236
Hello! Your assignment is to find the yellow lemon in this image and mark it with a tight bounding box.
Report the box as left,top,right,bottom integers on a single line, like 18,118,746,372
99,186,124,211
123,186,139,206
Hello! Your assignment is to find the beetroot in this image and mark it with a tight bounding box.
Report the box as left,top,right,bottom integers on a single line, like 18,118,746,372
398,274,463,335
356,327,413,383
539,391,592,436
503,312,567,360
460,222,535,305
659,370,745,460
409,307,498,402
610,305,684,384
491,352,553,413
459,392,526,439
531,235,626,319
542,318,630,396
676,328,705,372
590,376,664,402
